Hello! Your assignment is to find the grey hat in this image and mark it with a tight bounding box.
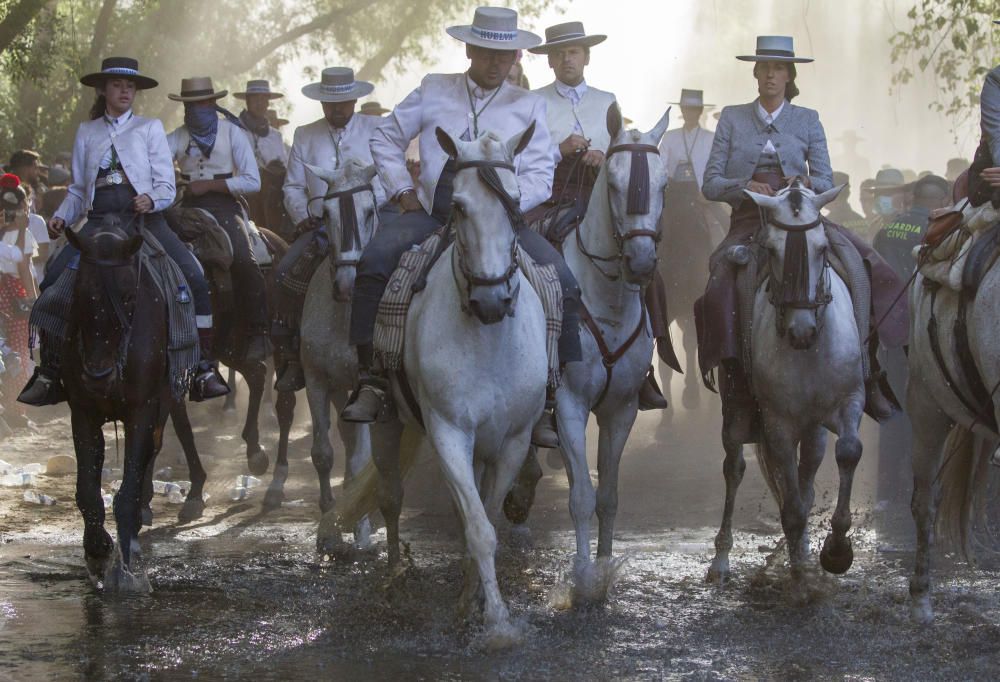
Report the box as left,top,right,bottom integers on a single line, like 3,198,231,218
670,88,714,108
234,80,284,100
873,168,905,188
301,67,374,102
446,7,541,51
528,21,606,54
736,36,813,63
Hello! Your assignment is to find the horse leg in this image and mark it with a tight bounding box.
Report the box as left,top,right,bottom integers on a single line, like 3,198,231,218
169,401,207,523
72,409,113,582
333,391,373,548
557,395,596,579
681,317,701,410
502,446,543,529
371,420,405,570
820,400,865,575
795,426,827,558
305,379,335,513
222,365,237,413
240,361,270,475
595,404,636,559
764,427,808,577
140,448,155,528
707,414,747,584
907,387,952,623
263,387,296,511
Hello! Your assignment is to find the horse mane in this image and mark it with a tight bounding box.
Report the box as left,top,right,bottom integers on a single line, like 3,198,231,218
788,186,804,216
580,161,612,240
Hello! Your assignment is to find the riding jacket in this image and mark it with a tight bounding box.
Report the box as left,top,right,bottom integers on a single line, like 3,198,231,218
167,118,261,197
242,125,288,168
533,79,617,161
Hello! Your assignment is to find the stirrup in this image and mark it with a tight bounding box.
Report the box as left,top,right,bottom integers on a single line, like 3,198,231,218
638,366,668,411
341,381,393,423
190,365,230,402
274,360,306,392
531,409,560,449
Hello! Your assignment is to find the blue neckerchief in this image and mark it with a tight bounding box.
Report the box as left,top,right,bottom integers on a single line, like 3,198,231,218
184,104,246,158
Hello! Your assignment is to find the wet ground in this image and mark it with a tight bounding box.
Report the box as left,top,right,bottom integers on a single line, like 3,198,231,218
2,378,1000,680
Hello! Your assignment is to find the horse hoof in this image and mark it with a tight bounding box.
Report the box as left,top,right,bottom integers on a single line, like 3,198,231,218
103,563,152,594
317,511,353,559
682,386,700,410
819,534,854,575
141,506,154,527
910,595,934,624
706,563,730,585
262,488,284,511
247,449,269,476
545,448,564,470
477,619,524,651
177,498,205,524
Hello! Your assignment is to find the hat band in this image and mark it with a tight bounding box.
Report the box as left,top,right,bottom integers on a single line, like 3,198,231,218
102,67,139,76
756,48,796,58
321,82,356,94
471,24,518,42
549,32,585,41
180,88,216,97
246,87,271,93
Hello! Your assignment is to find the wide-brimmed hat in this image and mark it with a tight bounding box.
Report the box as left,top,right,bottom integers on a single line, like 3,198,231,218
736,36,813,63
837,130,865,144
360,101,390,116
233,80,283,100
266,109,289,128
168,77,227,102
671,88,714,109
873,168,905,188
528,21,605,54
80,57,158,90
446,7,541,51
301,67,374,102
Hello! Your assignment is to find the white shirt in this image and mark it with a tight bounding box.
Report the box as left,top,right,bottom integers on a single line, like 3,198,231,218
55,113,176,225
554,80,588,132
371,72,554,213
167,119,261,197
243,126,288,168
534,79,617,162
756,99,786,154
284,113,385,224
0,227,36,276
659,125,715,188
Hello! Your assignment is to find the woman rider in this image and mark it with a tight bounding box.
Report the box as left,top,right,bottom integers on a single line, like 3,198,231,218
698,36,906,442
18,57,229,406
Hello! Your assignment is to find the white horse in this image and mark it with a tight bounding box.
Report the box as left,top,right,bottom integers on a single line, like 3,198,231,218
264,160,377,550
906,256,1000,622
707,180,867,582
549,105,671,599
343,125,548,642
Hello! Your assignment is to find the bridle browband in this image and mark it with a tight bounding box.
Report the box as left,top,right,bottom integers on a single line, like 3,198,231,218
309,182,375,267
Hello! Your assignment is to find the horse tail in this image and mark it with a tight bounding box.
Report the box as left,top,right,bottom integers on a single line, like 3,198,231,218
753,441,784,510
935,425,992,562
336,426,421,529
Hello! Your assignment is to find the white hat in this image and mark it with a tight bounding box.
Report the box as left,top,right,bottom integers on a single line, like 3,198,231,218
528,21,606,54
670,88,714,109
301,67,374,102
234,80,284,100
736,36,813,63
446,7,541,51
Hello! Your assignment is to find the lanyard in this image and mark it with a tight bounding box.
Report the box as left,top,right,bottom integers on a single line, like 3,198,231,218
328,126,344,168
466,79,503,139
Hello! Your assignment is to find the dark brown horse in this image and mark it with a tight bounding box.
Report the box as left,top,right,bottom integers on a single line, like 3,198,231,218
62,215,177,590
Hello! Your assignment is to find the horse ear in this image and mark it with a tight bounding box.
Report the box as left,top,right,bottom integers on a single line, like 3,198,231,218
507,121,536,158
606,102,623,139
743,189,780,210
647,106,671,146
813,183,846,209
435,127,458,159
305,163,337,185
64,226,82,252
363,164,378,183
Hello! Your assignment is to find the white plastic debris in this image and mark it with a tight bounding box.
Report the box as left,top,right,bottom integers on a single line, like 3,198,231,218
154,466,173,481
167,488,186,504
23,490,57,506
101,467,121,483
228,485,251,501
20,463,43,474
1,472,35,487
0,459,12,474
102,493,113,509
235,475,262,489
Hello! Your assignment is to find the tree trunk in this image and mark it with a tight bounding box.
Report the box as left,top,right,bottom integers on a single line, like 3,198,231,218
0,0,49,55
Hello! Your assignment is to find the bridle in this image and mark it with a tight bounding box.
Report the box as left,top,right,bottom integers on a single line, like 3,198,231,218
308,182,375,268
575,143,662,282
449,158,523,308
764,211,833,336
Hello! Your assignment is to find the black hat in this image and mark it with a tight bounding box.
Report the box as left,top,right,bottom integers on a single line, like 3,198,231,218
80,57,158,90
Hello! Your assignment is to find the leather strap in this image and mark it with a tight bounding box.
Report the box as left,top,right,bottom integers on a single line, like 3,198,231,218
180,172,234,181
579,301,648,409
606,143,660,158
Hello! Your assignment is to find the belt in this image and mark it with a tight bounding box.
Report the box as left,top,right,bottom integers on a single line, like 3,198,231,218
180,172,234,181
95,175,131,189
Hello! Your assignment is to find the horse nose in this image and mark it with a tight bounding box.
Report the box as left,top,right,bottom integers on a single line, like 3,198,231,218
623,252,657,284
788,321,818,350
468,289,513,325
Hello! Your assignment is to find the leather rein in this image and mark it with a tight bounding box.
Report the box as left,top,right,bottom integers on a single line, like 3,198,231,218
309,182,375,267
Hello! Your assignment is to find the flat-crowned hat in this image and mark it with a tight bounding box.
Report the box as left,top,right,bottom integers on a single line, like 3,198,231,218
671,88,714,108
446,6,541,51
234,80,283,100
736,36,813,63
80,56,158,90
873,168,905,188
301,67,374,102
266,109,289,128
528,21,605,54
168,77,227,102
360,101,390,116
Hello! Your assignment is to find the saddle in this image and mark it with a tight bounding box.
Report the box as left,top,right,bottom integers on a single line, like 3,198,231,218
917,201,1000,292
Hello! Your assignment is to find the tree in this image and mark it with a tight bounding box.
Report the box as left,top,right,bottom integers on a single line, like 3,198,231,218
890,1,1000,131
0,0,554,156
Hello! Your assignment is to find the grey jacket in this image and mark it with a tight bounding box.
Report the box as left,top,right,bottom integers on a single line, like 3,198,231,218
702,100,833,208
980,65,1000,165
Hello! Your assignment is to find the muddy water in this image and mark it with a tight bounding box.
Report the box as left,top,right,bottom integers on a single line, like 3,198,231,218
1,385,999,679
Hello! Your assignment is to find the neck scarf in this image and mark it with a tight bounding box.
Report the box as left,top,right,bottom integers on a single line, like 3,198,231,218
184,103,246,158
239,109,270,138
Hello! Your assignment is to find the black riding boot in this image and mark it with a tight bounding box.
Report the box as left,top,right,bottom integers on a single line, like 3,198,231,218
17,335,66,407
190,328,230,402
531,385,560,449
638,366,668,410
341,343,392,423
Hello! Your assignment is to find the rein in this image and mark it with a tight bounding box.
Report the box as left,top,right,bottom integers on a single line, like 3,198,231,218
309,182,374,267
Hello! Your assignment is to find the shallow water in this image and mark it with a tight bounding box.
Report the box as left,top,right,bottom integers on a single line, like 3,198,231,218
2,389,999,679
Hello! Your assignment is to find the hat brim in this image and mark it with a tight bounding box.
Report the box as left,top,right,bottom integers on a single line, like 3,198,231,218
446,25,542,50
80,73,159,89
527,34,606,53
168,90,228,102
361,107,390,115
736,55,813,63
233,92,284,100
670,101,715,108
300,81,374,102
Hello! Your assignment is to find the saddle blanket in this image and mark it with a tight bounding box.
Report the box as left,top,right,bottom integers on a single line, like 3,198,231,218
373,230,564,387
917,201,1000,291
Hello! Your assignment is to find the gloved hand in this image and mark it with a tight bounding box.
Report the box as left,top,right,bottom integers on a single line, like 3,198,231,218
295,216,323,237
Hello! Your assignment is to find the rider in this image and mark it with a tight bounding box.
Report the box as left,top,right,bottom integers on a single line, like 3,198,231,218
824,171,867,235
18,57,228,405
340,6,581,448
968,27,1000,205
234,79,289,174
698,36,906,443
272,67,385,391
165,77,269,362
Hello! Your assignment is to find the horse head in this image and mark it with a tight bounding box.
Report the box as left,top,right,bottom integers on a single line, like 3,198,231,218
305,160,379,302
744,179,845,349
602,103,671,285
64,214,144,387
436,124,534,325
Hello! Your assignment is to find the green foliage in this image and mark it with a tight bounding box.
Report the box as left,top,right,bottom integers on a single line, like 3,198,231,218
890,0,1000,131
0,0,554,157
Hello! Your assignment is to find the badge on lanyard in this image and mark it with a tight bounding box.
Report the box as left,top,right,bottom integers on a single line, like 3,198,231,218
106,170,124,185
